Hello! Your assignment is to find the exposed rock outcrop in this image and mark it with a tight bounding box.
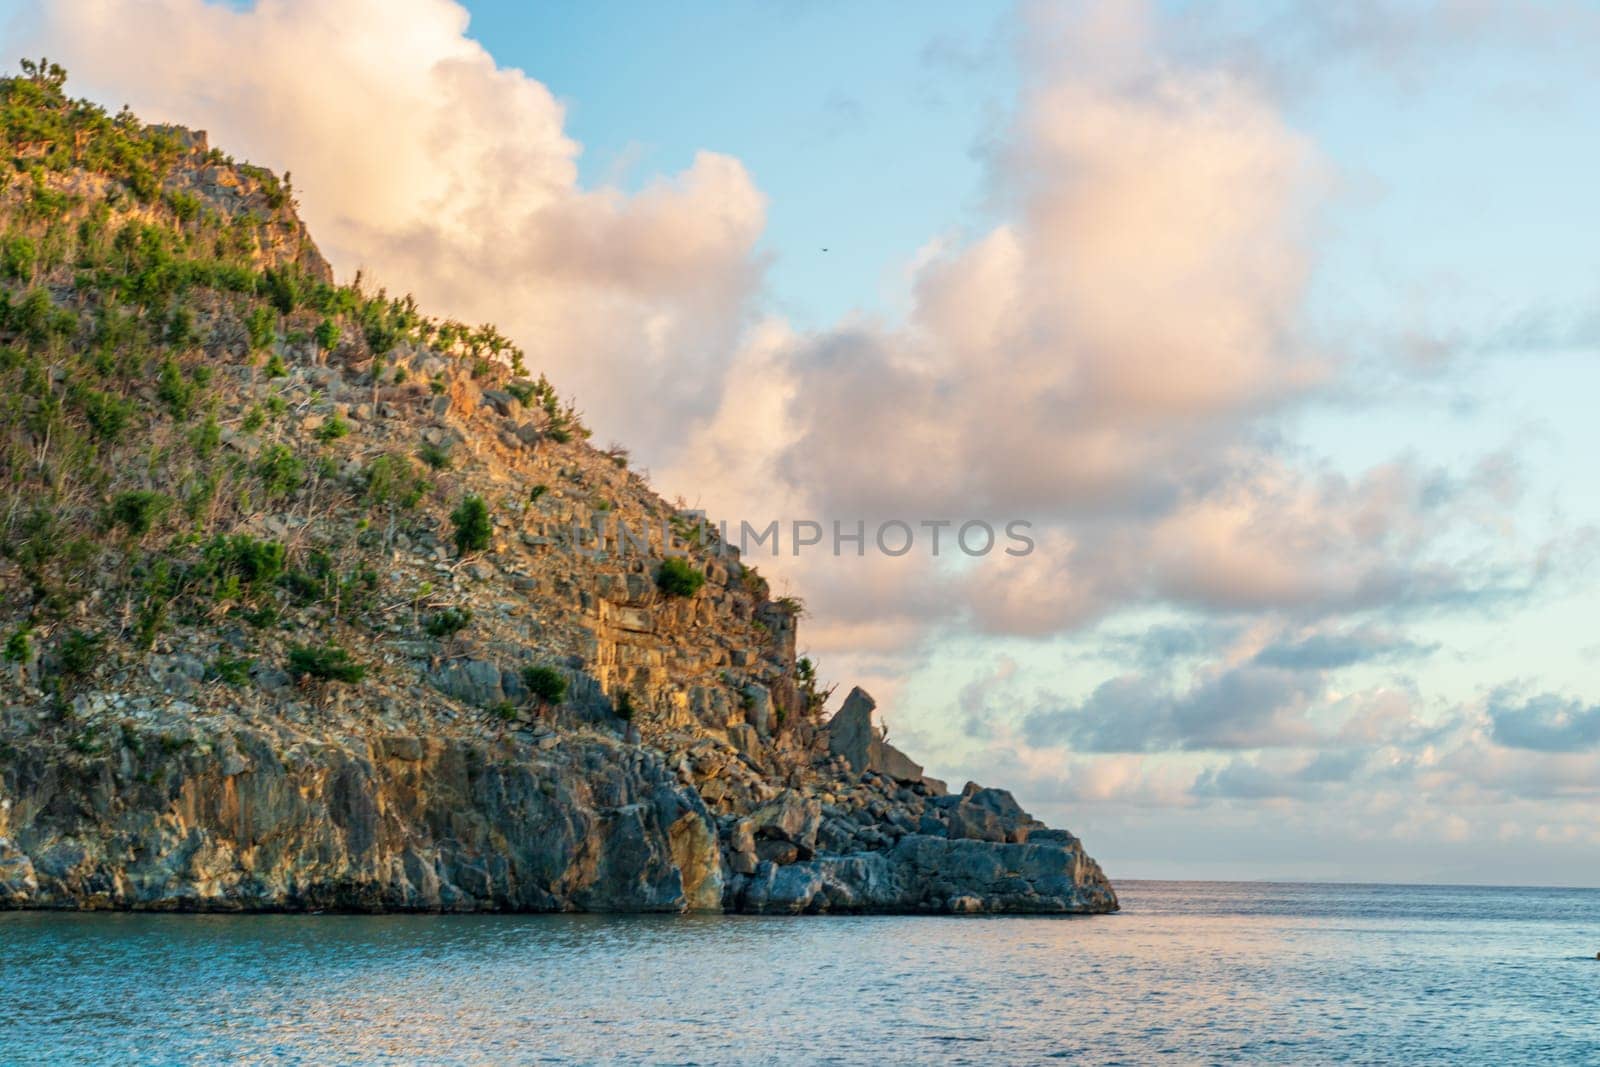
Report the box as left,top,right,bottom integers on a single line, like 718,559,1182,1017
734,833,1115,915
826,687,936,789
720,770,1115,914
0,720,721,913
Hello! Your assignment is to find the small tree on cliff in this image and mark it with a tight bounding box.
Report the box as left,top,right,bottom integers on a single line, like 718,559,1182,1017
288,643,365,684
313,316,339,366
450,495,491,557
522,665,566,708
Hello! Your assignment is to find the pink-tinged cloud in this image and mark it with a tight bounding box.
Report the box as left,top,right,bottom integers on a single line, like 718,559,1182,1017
11,0,768,459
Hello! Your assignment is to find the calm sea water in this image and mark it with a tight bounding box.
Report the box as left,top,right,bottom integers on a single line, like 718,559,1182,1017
2,880,1597,1064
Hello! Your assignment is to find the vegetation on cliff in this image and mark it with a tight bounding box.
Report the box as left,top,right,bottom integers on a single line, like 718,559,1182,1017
0,63,1115,915
0,61,795,732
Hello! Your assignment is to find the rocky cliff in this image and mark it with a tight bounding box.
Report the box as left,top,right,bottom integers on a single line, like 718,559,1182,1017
0,64,1116,915
0,717,721,912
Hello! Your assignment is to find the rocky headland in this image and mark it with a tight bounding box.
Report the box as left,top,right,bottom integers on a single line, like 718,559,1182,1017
0,64,1116,916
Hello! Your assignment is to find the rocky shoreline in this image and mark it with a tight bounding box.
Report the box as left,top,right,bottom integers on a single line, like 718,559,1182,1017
0,692,1116,916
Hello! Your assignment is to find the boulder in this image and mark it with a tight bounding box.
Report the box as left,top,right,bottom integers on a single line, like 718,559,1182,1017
755,839,800,866
876,742,923,784
948,787,1039,844
481,390,521,419
826,687,877,774
427,659,506,707
824,687,934,787
748,790,822,856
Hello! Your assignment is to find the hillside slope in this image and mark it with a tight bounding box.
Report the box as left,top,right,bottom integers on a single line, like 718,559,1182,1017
0,63,1115,914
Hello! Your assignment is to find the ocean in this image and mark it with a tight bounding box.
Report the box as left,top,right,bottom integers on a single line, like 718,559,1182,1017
2,880,1596,1064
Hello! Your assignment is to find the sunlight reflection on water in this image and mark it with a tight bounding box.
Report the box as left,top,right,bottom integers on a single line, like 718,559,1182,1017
2,881,1598,1064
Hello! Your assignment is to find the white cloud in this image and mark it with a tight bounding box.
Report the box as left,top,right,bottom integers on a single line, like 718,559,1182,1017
12,0,767,459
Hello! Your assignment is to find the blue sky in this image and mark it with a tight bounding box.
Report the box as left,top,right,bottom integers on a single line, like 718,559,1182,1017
461,1,1019,330
8,0,1600,883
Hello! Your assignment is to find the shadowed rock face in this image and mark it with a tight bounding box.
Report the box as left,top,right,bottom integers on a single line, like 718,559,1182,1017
734,834,1118,915
0,716,1117,915
0,723,721,913
727,786,1118,915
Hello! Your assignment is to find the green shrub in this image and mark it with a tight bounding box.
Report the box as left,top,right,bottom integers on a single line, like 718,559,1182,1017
490,700,517,722
245,304,275,351
263,353,288,378
656,557,705,598
256,444,303,497
3,626,31,665
108,490,171,536
166,305,198,348
313,317,339,352
521,665,566,705
204,534,286,590
2,234,37,280
263,266,300,316
364,453,428,509
207,656,252,686
417,441,452,470
287,643,365,684
450,494,491,556
57,629,103,679
166,189,200,224
156,357,197,419
615,690,635,722
190,414,221,458
73,386,135,441
424,607,472,639
314,414,349,441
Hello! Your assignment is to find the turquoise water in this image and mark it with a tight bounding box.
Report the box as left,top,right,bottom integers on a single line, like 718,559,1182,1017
2,881,1597,1064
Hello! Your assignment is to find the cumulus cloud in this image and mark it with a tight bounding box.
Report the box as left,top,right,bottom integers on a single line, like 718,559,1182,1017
768,16,1328,525
9,0,767,459
662,0,1541,661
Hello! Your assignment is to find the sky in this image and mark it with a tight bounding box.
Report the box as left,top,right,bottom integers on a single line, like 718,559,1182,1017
3,0,1598,884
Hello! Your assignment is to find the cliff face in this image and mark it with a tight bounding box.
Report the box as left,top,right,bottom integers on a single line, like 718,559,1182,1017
0,718,722,913
0,66,1116,916
0,693,1114,914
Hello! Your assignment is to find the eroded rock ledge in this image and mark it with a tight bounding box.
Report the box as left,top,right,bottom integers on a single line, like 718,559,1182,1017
0,689,1115,915
0,721,722,913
